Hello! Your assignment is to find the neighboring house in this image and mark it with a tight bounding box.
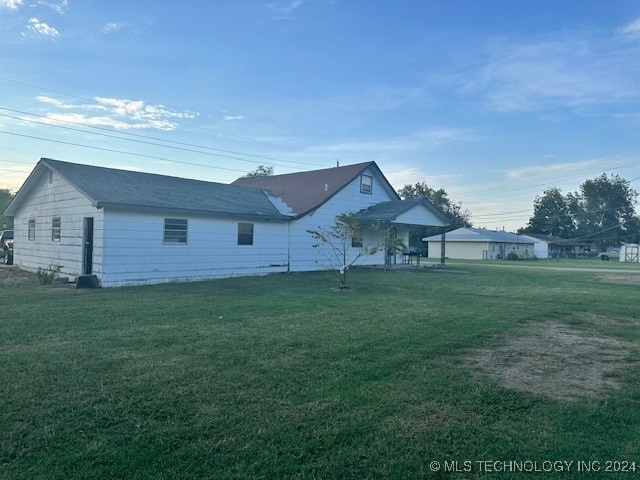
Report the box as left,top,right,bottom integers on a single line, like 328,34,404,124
423,227,535,260
4,158,450,287
519,234,593,259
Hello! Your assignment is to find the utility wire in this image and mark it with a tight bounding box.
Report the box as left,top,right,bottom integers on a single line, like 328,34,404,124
0,111,311,171
0,130,248,174
0,76,339,165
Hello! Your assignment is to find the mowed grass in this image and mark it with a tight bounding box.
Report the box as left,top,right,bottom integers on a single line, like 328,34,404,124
1,264,640,479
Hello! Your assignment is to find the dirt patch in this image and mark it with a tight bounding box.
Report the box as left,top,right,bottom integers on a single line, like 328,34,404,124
468,322,632,401
597,273,640,285
0,265,35,285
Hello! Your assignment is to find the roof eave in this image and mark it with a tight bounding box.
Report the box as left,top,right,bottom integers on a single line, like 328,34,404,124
97,202,292,221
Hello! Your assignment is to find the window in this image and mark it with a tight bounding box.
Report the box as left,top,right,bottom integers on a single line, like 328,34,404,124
360,174,373,194
351,236,363,248
52,216,61,242
164,218,188,244
237,223,254,245
28,219,35,241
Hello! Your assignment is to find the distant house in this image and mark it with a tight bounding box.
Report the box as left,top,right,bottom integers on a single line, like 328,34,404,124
4,158,449,287
519,234,593,259
423,227,534,260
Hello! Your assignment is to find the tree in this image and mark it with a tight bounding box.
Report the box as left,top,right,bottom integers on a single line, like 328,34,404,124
398,182,471,247
307,212,379,288
245,165,274,177
573,174,640,249
522,174,640,249
521,187,574,236
0,189,14,229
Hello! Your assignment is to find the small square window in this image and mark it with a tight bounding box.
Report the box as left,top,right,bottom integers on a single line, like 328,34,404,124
28,219,35,241
360,174,373,194
351,236,363,248
164,218,188,244
238,223,254,245
52,216,61,242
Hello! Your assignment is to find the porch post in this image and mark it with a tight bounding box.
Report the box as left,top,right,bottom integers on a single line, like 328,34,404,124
440,229,446,266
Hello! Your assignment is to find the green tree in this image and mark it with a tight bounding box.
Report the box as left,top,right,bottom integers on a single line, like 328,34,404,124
245,165,274,177
0,189,14,229
307,212,379,288
521,187,574,237
573,174,640,249
522,174,640,249
398,182,470,247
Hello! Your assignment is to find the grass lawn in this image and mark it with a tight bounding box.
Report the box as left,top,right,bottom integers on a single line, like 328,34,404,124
1,264,640,479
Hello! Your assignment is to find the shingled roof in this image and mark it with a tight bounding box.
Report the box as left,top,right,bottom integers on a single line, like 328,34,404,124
424,227,532,243
232,161,399,216
6,158,290,220
354,198,450,225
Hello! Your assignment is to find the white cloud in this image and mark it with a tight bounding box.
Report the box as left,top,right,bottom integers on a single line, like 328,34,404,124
0,0,23,9
459,26,640,112
504,160,599,181
36,0,68,14
25,17,59,38
267,0,305,19
618,18,640,40
384,166,456,191
103,22,125,34
34,95,199,131
222,115,245,122
35,96,74,109
313,127,475,155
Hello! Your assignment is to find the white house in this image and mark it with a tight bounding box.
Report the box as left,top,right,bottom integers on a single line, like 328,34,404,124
4,158,450,287
519,234,593,259
423,227,534,260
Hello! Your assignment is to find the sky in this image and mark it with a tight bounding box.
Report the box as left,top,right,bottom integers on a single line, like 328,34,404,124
1,0,640,231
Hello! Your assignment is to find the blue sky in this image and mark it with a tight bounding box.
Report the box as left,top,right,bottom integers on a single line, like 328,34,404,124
1,0,640,230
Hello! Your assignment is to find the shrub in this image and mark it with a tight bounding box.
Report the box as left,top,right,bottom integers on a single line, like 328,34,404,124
506,252,520,261
36,264,62,284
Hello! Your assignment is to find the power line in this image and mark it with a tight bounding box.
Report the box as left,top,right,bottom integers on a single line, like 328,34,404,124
0,110,316,171
0,76,340,166
0,130,249,174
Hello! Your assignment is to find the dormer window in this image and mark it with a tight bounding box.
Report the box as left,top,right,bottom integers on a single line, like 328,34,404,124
360,174,373,194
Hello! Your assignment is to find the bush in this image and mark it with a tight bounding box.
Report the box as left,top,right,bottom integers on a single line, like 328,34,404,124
36,264,62,284
506,252,520,261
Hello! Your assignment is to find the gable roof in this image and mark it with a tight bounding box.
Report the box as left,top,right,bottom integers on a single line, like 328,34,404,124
424,227,533,244
5,158,290,220
354,198,450,225
231,161,399,216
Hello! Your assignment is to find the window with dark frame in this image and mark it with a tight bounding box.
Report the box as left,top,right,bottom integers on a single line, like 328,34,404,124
237,222,254,245
164,218,188,244
360,174,373,194
52,216,61,242
351,236,363,248
28,219,35,241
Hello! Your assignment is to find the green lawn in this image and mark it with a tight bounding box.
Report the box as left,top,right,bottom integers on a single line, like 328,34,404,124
1,264,640,479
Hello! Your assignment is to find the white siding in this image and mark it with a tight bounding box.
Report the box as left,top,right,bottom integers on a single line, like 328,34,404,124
428,240,534,260
12,170,104,279
428,241,489,260
288,168,396,271
395,203,448,227
101,210,289,287
620,244,640,263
